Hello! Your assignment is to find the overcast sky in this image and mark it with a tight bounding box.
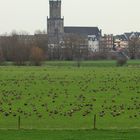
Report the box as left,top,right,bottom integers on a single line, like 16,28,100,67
0,0,140,35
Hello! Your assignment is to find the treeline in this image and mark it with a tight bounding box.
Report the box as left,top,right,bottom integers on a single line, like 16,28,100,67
128,37,140,59
0,33,89,65
0,32,47,66
0,32,140,66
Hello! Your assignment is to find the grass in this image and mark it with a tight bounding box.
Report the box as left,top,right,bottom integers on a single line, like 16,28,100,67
0,61,140,130
0,61,139,129
0,129,140,140
0,60,140,139
44,60,140,67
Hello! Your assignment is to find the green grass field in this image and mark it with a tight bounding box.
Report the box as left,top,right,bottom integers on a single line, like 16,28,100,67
0,129,140,140
0,60,140,139
44,60,140,67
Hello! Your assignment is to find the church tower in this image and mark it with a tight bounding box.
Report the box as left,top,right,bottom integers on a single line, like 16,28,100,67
47,0,64,45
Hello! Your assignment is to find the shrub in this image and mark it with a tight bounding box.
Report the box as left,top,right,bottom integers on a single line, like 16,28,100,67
30,47,44,66
116,58,127,66
0,48,5,65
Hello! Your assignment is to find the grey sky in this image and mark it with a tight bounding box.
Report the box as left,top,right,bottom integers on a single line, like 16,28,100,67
0,0,140,35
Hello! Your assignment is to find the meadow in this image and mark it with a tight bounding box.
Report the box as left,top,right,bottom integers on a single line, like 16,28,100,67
0,129,140,140
0,61,140,140
0,60,140,139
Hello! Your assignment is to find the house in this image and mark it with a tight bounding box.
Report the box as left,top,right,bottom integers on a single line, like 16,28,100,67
88,35,99,52
114,32,140,49
64,27,101,52
99,34,114,52
114,34,128,49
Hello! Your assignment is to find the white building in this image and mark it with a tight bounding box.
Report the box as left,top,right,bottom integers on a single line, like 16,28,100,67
88,35,99,52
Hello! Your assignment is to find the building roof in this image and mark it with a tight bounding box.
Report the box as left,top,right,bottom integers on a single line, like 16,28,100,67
64,27,101,37
135,32,140,37
115,34,128,41
124,32,132,39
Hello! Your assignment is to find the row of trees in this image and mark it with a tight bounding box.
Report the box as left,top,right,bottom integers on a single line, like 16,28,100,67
0,32,140,66
0,33,45,66
0,33,89,65
128,37,140,59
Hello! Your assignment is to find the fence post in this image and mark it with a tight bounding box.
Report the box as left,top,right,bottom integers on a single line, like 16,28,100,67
94,114,96,129
18,116,21,130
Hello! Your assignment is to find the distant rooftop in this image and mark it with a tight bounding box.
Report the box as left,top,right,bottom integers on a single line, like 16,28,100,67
49,0,61,1
64,27,101,37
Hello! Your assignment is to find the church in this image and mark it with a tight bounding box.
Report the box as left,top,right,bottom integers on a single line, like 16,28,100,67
47,0,102,52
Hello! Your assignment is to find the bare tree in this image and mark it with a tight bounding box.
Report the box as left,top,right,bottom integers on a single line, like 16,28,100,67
30,47,44,66
0,47,4,64
33,34,48,59
63,34,75,60
11,34,31,65
128,37,140,59
34,30,46,35
63,34,88,66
